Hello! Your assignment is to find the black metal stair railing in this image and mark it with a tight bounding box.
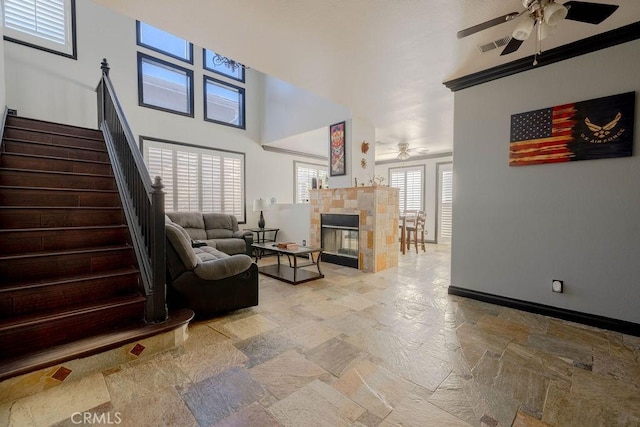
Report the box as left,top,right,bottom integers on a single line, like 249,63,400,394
0,107,8,156
96,59,167,323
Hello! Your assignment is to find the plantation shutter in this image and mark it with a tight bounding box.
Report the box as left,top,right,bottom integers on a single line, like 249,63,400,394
143,139,245,221
439,169,453,241
3,0,66,44
295,162,328,203
390,167,423,213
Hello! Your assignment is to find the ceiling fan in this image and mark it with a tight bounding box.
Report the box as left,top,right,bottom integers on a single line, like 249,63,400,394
376,141,429,161
457,0,619,60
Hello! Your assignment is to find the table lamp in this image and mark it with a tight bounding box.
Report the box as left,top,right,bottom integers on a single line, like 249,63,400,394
253,198,269,229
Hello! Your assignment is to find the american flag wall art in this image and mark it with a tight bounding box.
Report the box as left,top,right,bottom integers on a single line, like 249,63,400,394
509,92,635,166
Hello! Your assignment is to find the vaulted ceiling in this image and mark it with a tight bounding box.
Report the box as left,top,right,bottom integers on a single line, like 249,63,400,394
92,0,640,161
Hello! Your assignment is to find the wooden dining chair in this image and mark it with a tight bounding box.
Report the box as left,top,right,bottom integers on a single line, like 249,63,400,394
400,210,417,252
406,210,426,253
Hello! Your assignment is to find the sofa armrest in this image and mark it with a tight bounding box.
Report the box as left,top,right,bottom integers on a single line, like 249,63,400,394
193,254,253,281
235,232,253,256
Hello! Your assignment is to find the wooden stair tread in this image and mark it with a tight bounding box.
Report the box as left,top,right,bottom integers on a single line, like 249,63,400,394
0,244,133,261
0,294,146,331
0,267,139,292
4,125,104,142
5,115,103,134
0,205,122,210
0,309,194,382
0,185,118,193
0,224,128,234
0,167,114,179
2,137,107,153
0,152,112,166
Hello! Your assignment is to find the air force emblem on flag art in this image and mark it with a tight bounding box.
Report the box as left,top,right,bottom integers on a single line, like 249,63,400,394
509,92,635,166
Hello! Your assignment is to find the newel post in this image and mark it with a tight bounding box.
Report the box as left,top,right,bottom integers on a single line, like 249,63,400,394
97,58,110,126
100,58,110,76
147,175,168,323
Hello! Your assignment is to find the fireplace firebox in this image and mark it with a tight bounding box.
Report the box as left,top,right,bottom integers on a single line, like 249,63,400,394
321,214,359,269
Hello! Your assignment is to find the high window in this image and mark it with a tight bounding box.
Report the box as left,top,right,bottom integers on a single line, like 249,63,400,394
203,49,244,82
2,0,76,58
137,52,194,117
295,161,328,203
142,137,245,222
204,76,245,128
390,166,424,213
136,21,192,63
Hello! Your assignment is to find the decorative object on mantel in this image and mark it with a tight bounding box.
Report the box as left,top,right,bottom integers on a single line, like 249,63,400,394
361,158,367,169
509,91,635,166
354,177,358,187
329,121,346,176
361,141,369,154
253,198,270,229
368,174,386,186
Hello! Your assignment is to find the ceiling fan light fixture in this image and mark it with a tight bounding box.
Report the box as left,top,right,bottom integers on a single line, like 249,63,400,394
543,3,568,26
397,151,410,161
512,15,535,40
539,21,558,40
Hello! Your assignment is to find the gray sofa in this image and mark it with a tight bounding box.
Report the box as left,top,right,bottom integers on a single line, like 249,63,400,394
166,212,253,256
165,218,258,317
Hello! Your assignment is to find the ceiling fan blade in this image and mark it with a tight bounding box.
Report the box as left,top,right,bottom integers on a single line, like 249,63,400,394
457,12,521,39
500,37,525,56
563,1,619,25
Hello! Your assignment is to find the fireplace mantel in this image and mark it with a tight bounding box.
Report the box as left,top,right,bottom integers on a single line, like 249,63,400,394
310,186,399,273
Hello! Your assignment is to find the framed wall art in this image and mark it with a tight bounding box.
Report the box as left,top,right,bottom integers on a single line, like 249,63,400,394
329,121,346,176
509,91,635,166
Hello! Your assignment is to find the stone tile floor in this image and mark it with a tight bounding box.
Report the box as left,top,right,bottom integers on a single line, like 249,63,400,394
3,245,640,426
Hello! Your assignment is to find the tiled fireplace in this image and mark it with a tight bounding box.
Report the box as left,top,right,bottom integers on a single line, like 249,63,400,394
310,186,399,273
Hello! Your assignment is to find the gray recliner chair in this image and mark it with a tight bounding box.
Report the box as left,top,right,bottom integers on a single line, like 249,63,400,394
165,219,258,317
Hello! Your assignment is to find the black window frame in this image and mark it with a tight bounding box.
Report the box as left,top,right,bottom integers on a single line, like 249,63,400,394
137,52,195,118
2,0,77,59
202,48,245,83
136,20,194,64
203,75,246,129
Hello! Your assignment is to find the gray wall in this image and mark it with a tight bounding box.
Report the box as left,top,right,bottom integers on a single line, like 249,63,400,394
451,39,640,324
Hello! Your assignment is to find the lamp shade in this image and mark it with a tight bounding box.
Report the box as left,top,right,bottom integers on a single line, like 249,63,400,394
543,3,568,26
512,15,535,41
253,198,269,212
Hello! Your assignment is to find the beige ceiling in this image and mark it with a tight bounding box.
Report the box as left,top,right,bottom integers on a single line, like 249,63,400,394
92,0,640,161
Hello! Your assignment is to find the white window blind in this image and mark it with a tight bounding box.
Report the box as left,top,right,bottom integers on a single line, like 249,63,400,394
440,170,453,239
2,0,74,56
390,166,424,212
295,161,328,203
143,138,245,222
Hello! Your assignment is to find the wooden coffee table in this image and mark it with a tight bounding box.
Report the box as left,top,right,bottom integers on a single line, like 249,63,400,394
251,242,324,285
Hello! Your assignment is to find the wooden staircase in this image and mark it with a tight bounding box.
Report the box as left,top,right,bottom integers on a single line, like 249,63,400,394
0,115,149,372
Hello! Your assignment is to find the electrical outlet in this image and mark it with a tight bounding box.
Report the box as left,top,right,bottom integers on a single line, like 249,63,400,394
552,280,564,293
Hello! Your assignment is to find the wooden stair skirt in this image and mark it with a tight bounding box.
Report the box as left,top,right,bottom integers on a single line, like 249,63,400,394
0,115,178,378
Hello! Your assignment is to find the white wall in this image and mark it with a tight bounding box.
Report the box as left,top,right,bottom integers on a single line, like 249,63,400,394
262,75,351,144
451,40,640,324
376,154,453,243
0,22,5,109
2,0,326,229
265,203,311,245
